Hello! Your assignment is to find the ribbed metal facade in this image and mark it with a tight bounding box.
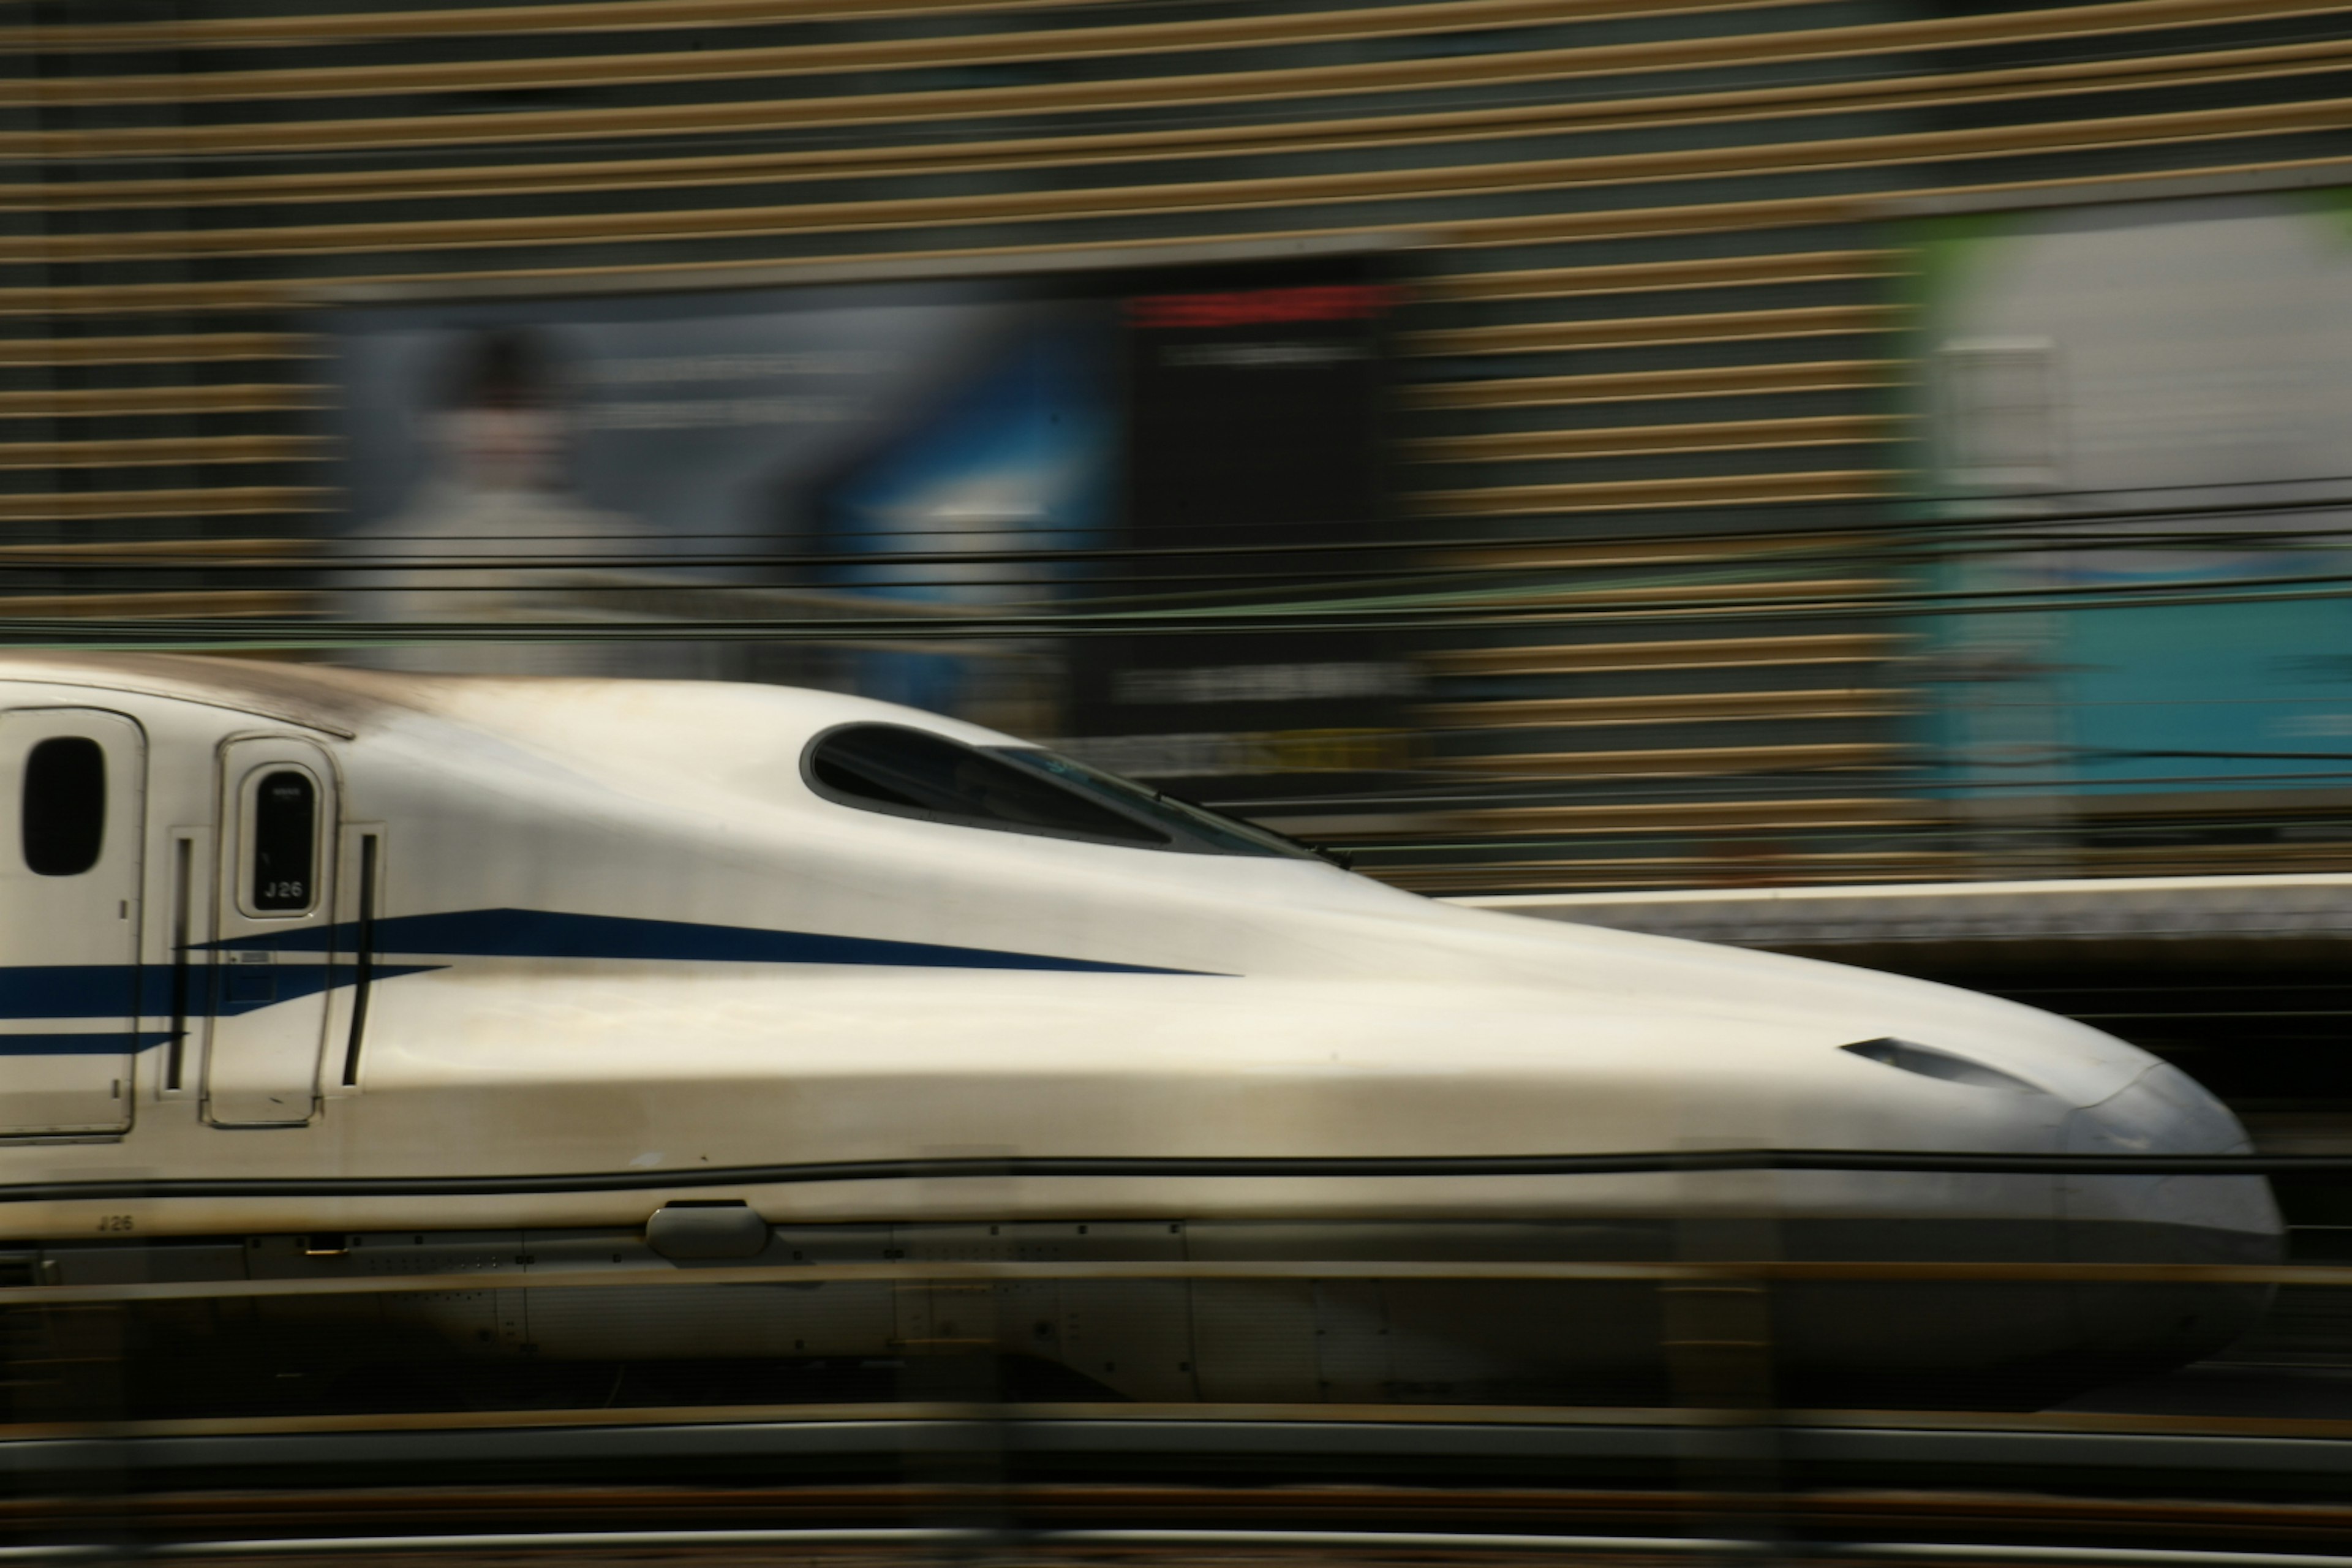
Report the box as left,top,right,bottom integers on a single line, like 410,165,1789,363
10,0,2352,892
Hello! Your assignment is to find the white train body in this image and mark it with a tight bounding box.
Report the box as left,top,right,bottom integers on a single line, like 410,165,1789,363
0,655,2282,1411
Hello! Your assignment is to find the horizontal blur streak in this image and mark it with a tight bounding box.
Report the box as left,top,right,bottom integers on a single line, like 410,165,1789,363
12,1,2352,1540
10,0,2352,896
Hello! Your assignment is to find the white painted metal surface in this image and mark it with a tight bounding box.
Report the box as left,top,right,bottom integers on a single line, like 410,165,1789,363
0,706,143,1137
0,654,2273,1261
1455,876,2352,949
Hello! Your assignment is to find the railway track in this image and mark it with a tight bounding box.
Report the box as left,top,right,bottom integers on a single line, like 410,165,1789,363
3,1402,2351,1507
2,1215,2349,1560
9,1478,2352,1567
6,1476,2352,1546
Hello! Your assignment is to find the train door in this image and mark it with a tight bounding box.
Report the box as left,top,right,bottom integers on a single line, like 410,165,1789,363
0,709,145,1136
206,737,337,1128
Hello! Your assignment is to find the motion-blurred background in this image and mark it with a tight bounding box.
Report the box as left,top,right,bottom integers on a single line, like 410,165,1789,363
14,0,2352,1126
21,7,2352,1551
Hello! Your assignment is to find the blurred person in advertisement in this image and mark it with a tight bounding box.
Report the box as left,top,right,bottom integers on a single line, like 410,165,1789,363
343,326,659,676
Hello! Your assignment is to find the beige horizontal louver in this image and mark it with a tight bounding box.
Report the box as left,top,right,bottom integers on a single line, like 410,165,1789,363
1429,635,1902,674
30,32,2352,213
1427,252,1899,302
0,252,1902,324
1414,473,1887,516
12,149,2350,328
1434,533,1863,571
0,538,315,564
1410,309,1895,358
1434,149,2352,250
1444,740,1901,777
0,437,325,470
0,0,1106,50
1407,364,1902,409
1374,850,1963,891
1447,579,1902,612
1378,838,2352,888
10,0,1794,105
0,489,333,522
1424,690,1912,727
0,386,328,417
4,0,2332,162
0,335,311,366
22,95,2351,265
1445,797,1936,833
1412,417,1896,464
0,591,315,619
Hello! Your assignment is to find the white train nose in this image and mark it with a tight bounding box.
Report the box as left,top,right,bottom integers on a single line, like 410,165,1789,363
2063,1058,2283,1261
2055,1057,2282,1389
1763,1031,2278,1407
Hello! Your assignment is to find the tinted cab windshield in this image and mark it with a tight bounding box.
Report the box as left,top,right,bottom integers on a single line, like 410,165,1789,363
805,723,1323,860
989,748,1317,859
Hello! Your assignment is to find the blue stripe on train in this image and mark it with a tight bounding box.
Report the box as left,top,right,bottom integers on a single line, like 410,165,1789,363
0,963,441,1021
0,910,1209,1035
206,908,1208,975
0,1032,177,1055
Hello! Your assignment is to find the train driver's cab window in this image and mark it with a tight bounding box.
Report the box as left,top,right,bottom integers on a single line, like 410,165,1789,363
808,725,1169,846
804,723,1319,859
21,736,105,878
246,769,317,914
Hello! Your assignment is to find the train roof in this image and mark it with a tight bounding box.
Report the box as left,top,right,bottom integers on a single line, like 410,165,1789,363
0,652,417,736
0,651,1015,752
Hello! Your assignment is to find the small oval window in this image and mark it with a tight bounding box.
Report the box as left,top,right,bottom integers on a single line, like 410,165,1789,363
251,770,316,912
21,736,105,878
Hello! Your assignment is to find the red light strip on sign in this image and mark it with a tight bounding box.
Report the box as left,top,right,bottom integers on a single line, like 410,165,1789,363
1126,284,1398,330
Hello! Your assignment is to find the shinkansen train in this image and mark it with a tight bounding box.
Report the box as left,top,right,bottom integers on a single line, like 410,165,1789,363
0,654,2282,1414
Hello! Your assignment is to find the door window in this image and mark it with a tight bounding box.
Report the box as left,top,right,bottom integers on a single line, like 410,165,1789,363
20,735,105,877
243,767,319,915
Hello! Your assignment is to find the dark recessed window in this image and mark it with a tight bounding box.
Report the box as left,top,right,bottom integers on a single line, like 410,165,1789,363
807,724,1170,848
990,749,1319,860
251,770,316,913
21,736,105,878
1840,1037,2038,1094
805,723,1323,859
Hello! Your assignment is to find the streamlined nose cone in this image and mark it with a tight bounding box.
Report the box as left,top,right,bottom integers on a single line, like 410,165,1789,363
2050,1058,2282,1396
2064,1058,2280,1258
1644,948,2283,1407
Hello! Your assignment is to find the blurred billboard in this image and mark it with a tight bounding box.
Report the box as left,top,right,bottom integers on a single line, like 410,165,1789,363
322,245,1404,807
1906,192,2352,842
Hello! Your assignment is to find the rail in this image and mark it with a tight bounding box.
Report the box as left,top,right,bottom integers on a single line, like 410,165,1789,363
0,1529,2349,1568
0,1256,2335,1309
